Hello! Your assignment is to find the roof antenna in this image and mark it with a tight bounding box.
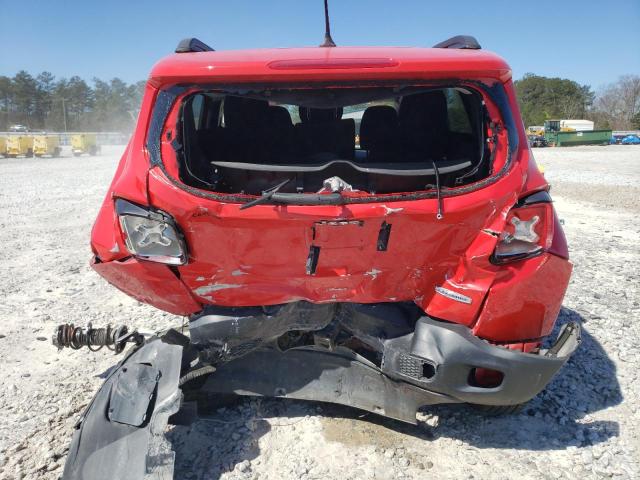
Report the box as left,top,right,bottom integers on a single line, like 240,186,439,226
319,0,336,47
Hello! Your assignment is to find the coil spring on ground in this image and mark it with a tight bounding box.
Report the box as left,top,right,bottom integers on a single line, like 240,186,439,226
53,323,131,354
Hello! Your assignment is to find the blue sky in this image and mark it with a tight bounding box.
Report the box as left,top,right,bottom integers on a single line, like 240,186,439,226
1,0,638,90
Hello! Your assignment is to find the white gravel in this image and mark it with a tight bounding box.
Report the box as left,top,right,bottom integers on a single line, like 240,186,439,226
0,145,639,480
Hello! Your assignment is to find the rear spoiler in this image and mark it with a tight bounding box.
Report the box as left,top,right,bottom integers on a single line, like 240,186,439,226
433,35,481,50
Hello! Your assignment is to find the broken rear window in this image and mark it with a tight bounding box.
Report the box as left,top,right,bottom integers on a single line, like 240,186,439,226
172,86,496,196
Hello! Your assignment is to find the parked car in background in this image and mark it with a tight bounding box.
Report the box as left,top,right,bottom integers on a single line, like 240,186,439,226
8,124,29,133
621,135,640,145
528,134,548,147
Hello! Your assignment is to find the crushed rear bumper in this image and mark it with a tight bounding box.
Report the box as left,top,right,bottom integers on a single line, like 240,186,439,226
203,317,580,419
60,318,579,479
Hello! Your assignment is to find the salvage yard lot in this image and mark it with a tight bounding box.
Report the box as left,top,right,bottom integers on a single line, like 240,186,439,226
0,145,638,479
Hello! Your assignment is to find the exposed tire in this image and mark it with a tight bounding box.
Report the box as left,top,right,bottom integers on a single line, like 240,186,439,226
73,152,81,157
471,403,526,416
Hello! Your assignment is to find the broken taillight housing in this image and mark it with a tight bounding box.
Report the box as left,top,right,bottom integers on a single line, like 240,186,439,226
492,200,554,265
115,199,187,265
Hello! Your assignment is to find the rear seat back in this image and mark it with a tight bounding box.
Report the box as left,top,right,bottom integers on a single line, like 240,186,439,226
399,91,449,161
263,106,295,161
359,105,398,161
295,107,355,160
221,96,270,162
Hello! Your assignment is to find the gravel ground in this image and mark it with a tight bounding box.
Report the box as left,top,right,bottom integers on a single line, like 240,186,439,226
0,144,639,480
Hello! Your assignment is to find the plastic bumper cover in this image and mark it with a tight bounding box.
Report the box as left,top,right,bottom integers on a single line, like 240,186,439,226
382,316,581,405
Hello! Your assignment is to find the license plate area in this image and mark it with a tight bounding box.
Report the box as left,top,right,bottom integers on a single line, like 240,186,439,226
309,220,371,249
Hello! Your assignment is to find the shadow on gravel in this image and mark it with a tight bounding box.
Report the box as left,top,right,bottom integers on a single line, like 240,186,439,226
167,307,621,478
168,408,270,479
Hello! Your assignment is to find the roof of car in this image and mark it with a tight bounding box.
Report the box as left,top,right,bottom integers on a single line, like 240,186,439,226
149,46,512,86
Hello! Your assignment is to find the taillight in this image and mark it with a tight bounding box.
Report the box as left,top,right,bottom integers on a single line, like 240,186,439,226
115,199,187,265
492,198,554,265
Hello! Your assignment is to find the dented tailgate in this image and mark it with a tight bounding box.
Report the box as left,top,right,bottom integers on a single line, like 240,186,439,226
147,166,518,323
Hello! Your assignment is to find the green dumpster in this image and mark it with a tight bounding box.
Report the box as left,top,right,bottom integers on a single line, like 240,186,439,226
545,130,612,147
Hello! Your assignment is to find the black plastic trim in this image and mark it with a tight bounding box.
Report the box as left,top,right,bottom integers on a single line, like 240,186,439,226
382,317,580,405
516,189,552,207
377,221,392,251
200,347,455,424
433,35,481,50
175,38,214,53
211,158,472,176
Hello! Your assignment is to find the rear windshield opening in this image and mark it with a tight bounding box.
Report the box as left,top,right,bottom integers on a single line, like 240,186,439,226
176,86,493,196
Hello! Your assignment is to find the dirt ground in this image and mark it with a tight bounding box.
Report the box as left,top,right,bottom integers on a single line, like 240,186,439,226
0,145,639,480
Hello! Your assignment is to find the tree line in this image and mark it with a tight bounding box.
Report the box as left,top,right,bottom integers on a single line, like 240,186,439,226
0,71,145,132
1,70,639,133
515,73,640,130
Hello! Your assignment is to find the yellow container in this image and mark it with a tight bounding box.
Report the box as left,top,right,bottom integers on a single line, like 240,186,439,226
33,135,61,157
71,133,100,156
6,135,34,157
0,136,7,157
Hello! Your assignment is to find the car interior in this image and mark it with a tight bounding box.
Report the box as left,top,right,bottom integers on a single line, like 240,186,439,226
176,87,493,195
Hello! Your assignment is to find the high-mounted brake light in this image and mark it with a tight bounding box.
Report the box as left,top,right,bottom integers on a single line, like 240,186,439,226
115,199,187,265
492,193,554,265
268,58,398,70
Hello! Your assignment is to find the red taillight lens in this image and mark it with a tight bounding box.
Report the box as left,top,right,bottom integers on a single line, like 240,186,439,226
492,202,554,265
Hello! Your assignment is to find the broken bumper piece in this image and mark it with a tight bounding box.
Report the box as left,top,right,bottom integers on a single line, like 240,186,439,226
381,317,581,406
61,330,187,480
200,347,454,424
201,317,581,419
60,318,580,479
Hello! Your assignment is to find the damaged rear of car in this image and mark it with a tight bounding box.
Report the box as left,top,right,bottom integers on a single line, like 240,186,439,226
61,36,580,479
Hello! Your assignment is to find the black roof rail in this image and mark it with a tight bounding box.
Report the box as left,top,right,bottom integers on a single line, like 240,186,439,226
433,35,481,50
175,38,215,53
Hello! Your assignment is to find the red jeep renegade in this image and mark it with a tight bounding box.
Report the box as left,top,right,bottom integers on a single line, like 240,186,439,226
61,35,580,479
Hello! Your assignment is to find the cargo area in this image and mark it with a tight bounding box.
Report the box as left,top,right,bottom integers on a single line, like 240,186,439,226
176,86,493,195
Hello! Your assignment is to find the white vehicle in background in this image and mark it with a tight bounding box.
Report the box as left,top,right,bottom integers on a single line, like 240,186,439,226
8,124,29,133
555,119,594,132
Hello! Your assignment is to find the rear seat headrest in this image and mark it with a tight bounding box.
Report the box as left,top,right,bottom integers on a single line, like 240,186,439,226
359,106,398,151
299,107,344,124
399,91,449,155
268,106,293,128
399,91,448,129
224,96,269,129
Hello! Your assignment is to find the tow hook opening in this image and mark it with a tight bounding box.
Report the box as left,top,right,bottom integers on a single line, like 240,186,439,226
469,367,505,388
